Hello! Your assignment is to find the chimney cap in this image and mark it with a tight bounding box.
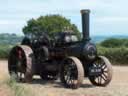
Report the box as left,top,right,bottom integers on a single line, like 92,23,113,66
81,9,90,14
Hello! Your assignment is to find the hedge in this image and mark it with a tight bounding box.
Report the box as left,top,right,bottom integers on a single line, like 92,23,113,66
100,38,128,48
0,45,12,59
0,44,128,65
97,45,128,65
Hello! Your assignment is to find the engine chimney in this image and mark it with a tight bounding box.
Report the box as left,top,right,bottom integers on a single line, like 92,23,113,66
81,9,90,41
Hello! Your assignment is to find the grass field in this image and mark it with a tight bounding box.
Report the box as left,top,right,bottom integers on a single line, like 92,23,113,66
0,60,128,96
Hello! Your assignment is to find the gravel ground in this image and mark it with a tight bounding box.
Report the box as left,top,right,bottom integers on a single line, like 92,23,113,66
0,60,128,96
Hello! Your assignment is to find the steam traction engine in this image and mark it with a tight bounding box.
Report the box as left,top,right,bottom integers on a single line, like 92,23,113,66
8,9,112,89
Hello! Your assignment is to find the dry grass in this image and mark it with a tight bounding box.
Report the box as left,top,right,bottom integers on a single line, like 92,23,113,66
0,60,128,96
0,60,32,96
0,61,10,96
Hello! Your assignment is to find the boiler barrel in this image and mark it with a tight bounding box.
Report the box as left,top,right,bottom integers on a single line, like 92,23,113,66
66,43,84,58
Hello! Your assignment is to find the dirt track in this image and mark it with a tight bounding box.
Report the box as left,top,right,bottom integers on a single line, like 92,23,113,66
0,60,128,96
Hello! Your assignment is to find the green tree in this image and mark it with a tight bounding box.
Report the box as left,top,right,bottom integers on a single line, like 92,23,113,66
23,15,80,39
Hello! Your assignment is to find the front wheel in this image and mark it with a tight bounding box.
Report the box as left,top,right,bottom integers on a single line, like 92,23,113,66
60,56,84,89
88,56,112,86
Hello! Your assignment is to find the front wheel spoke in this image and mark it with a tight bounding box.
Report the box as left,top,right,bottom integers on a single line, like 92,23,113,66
103,70,108,73
95,77,98,83
101,63,105,68
94,76,98,82
101,75,107,81
102,65,107,70
94,63,99,68
99,76,102,84
93,63,97,67
94,77,97,83
102,73,108,80
97,76,101,84
95,63,99,67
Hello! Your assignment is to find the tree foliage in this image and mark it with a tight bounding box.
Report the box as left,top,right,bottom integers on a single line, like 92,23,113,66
23,15,80,39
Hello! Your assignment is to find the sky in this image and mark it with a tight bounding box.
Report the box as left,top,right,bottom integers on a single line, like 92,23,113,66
0,0,128,36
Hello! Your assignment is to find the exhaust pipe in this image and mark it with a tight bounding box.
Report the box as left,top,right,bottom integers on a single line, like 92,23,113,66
81,9,90,41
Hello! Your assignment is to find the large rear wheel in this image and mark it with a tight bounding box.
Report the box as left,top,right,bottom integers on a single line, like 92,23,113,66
60,56,84,89
8,45,34,82
88,56,112,86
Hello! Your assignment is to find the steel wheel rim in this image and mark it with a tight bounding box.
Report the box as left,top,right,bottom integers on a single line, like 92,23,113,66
9,47,26,81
